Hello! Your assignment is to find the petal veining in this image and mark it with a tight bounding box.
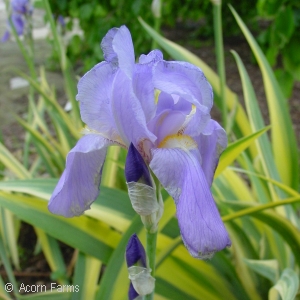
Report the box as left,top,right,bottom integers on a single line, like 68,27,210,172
48,134,114,217
138,49,163,64
111,70,156,147
150,147,231,259
76,62,121,141
153,61,213,111
101,25,135,77
132,63,156,122
194,119,227,186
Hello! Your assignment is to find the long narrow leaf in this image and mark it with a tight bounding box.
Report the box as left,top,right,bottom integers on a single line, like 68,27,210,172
215,126,270,177
0,143,31,179
229,5,299,190
0,192,118,263
231,50,281,200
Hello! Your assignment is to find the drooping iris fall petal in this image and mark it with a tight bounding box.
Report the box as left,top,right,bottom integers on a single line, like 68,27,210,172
48,134,114,217
150,142,231,259
194,119,227,187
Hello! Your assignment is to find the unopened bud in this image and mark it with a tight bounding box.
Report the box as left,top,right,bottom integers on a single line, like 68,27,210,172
128,266,155,296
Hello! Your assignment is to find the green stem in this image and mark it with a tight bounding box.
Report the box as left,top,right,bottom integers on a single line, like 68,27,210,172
213,1,227,129
145,230,157,300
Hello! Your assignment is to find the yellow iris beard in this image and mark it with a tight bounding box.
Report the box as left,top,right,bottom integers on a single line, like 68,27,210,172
154,89,161,104
158,134,197,150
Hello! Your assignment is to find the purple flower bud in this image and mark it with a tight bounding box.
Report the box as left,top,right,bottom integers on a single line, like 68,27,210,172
126,234,147,268
126,234,155,299
125,143,152,187
128,282,139,300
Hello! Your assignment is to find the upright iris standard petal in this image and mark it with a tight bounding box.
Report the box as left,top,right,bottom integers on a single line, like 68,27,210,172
132,64,156,122
101,25,135,77
76,62,122,142
100,27,119,66
111,70,156,147
150,145,231,259
138,49,163,65
48,134,113,217
132,50,163,122
153,61,213,110
194,119,227,187
153,61,213,135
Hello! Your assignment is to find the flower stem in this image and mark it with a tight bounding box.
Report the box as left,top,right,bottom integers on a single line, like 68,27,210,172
145,230,157,300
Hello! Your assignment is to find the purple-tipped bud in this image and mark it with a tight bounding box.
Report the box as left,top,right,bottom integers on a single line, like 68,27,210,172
125,143,152,187
126,234,155,299
126,234,147,268
128,282,139,300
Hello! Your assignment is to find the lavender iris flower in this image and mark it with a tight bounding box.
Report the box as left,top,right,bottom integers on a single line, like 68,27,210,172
2,0,32,42
48,25,231,259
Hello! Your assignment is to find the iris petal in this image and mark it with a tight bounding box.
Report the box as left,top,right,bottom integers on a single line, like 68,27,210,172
128,282,139,300
111,70,156,147
132,50,163,122
153,61,213,111
48,134,113,217
126,233,147,268
101,25,135,77
76,62,121,142
194,119,227,186
150,147,231,259
153,61,213,135
132,64,156,122
138,49,163,64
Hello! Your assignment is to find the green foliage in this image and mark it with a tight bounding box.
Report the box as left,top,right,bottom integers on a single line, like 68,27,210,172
256,0,300,97
49,0,155,71
47,0,259,72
